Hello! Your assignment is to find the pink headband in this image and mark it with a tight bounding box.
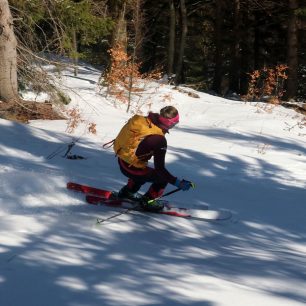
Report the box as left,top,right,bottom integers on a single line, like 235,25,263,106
158,113,180,129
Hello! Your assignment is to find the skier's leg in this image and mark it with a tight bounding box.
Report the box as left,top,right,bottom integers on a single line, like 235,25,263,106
139,172,168,211
117,158,151,199
144,181,168,200
118,178,144,199
117,158,167,209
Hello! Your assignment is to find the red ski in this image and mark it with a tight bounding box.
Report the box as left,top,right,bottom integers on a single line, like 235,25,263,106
67,182,232,221
67,182,112,198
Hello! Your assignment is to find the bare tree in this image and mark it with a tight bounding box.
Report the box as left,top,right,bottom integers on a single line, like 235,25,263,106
167,0,176,77
211,0,224,94
131,0,145,61
0,0,18,101
127,0,145,112
229,0,241,94
286,0,298,99
113,1,128,49
175,0,187,84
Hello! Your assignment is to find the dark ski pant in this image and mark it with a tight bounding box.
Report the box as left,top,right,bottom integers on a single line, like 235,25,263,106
118,158,167,199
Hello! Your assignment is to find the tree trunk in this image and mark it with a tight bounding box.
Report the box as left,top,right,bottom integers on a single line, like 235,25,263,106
113,1,127,50
229,0,241,94
72,28,78,77
253,11,261,70
0,0,18,102
132,0,144,61
239,2,251,95
175,0,187,84
211,0,224,94
285,0,298,100
167,0,175,76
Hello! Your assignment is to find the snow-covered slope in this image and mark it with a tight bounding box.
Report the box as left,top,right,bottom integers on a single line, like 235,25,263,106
0,63,306,306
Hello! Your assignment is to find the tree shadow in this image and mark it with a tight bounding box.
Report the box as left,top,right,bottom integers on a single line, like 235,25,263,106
1,120,306,305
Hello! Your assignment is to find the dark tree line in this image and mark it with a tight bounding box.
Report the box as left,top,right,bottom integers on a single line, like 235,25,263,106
7,0,306,101
140,0,306,100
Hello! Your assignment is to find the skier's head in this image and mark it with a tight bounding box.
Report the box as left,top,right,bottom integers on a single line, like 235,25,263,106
159,106,179,129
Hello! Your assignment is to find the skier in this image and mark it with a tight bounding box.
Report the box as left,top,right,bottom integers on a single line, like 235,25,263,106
113,105,195,211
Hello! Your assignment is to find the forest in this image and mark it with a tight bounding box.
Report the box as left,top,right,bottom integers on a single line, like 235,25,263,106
1,0,306,111
1,4,306,305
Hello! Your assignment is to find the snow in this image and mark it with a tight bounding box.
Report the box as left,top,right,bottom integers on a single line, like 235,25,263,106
1,62,306,306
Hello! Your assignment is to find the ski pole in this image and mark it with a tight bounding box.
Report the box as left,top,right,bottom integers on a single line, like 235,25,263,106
96,203,139,224
147,188,181,204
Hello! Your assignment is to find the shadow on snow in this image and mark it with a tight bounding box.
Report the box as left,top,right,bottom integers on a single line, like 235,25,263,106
0,120,305,305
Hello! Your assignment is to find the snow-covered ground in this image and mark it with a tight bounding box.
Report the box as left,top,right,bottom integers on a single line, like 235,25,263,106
1,63,306,306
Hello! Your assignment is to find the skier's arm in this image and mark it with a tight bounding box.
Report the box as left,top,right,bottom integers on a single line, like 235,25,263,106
152,136,177,184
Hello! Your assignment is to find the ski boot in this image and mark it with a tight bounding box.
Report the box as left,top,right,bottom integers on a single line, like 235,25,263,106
116,186,142,202
139,196,164,212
